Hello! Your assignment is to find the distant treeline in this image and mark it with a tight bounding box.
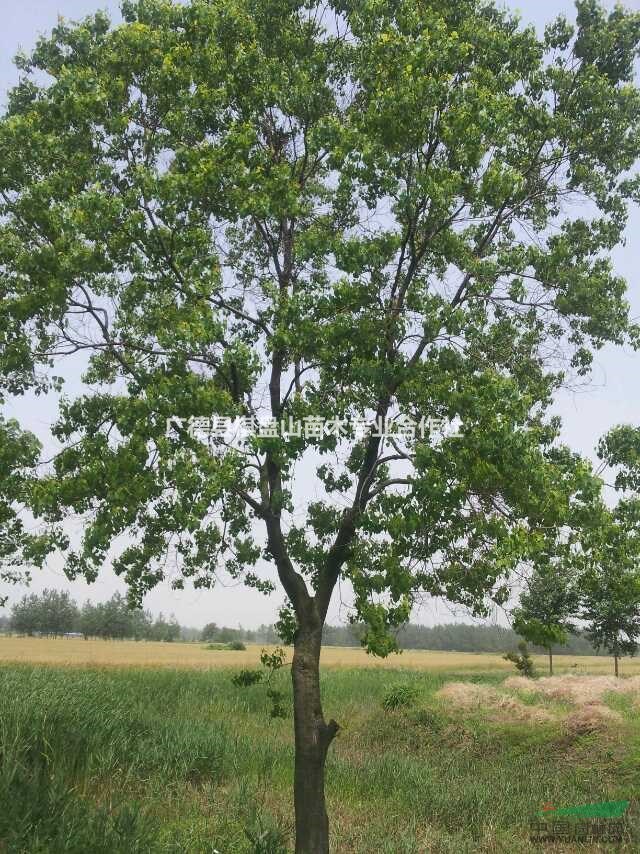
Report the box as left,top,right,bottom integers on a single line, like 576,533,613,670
1,590,603,654
4,590,187,642
147,616,607,655
321,622,604,656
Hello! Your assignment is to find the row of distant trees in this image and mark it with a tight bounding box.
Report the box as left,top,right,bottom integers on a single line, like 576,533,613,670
201,621,274,644
325,621,604,656
199,618,604,656
1,592,291,643
6,590,184,642
1,589,634,669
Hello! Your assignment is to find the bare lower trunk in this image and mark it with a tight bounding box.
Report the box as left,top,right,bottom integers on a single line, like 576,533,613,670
548,647,553,676
614,653,619,678
292,624,339,854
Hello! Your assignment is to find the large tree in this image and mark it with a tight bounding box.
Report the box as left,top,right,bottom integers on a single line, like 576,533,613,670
1,1,639,850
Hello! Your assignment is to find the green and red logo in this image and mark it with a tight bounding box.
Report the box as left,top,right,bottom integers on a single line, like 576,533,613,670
537,800,630,819
530,800,632,843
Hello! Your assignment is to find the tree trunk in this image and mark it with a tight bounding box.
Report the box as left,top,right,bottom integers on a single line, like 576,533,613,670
292,623,339,854
614,653,619,678
548,647,553,676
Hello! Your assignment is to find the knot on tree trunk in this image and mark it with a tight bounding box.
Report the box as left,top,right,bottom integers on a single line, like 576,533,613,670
323,718,340,747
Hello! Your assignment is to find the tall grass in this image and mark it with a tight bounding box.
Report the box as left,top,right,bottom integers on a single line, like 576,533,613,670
0,663,638,852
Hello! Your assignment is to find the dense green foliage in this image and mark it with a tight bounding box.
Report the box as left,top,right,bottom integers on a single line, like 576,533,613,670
1,0,639,648
381,682,420,710
201,621,256,644
505,423,640,676
0,418,64,604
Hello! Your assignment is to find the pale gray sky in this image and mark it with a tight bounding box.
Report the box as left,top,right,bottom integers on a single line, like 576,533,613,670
1,0,639,628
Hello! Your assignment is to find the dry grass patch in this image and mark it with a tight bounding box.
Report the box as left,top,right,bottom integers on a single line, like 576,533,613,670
437,674,640,730
503,674,640,736
436,681,553,723
564,703,623,736
504,674,640,705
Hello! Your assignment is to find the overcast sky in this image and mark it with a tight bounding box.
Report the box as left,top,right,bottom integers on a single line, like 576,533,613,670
1,0,639,629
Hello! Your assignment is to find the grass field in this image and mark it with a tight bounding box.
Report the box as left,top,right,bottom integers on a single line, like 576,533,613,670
1,639,639,852
0,635,637,675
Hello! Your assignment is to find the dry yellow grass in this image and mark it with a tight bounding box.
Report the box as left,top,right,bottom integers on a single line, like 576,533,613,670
437,673,640,733
436,681,553,722
564,703,623,735
504,673,640,703
2,635,640,674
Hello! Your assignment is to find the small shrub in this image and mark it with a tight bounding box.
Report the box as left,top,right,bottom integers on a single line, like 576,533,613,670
205,640,246,651
231,669,264,688
504,640,537,678
227,640,246,651
382,683,419,711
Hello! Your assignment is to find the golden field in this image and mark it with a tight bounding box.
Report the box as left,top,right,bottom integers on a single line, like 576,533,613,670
0,634,638,674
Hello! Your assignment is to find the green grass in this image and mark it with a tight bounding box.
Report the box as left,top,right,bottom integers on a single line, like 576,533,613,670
0,664,638,852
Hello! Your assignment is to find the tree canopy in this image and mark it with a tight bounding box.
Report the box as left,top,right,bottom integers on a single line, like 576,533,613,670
2,1,640,850
1,0,638,644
